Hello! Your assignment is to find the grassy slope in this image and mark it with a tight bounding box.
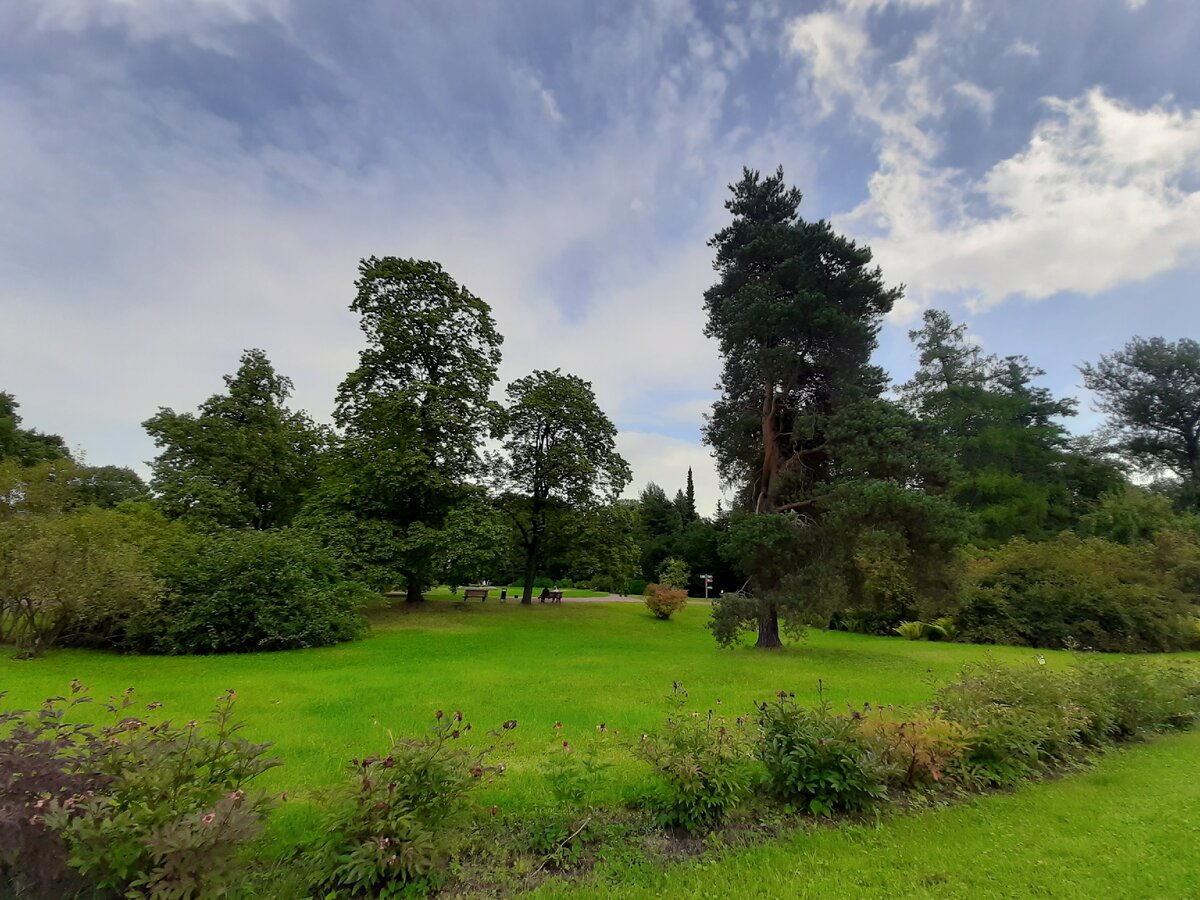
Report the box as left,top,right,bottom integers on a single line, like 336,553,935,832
532,729,1200,899
2,598,1196,861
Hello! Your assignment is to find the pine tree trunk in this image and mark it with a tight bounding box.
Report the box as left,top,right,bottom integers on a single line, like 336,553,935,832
755,601,782,649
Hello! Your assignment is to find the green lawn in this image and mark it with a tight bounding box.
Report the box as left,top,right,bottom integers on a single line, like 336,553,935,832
531,728,1200,899
2,597,1196,893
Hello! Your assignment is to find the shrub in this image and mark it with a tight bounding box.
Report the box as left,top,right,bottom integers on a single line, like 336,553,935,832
314,712,511,895
935,660,1097,786
154,528,368,654
894,621,925,640
957,535,1195,652
643,584,688,620
927,616,958,641
757,692,891,816
855,707,970,789
627,578,649,596
0,506,166,656
633,683,754,830
2,683,278,898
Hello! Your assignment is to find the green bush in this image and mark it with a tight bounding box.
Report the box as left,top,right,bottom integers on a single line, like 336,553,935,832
627,578,649,596
643,583,688,620
313,712,510,895
757,693,891,816
957,535,1196,652
633,683,755,831
894,621,925,641
154,528,368,654
2,683,278,898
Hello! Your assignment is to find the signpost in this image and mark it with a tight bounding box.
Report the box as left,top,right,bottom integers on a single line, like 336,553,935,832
702,574,713,599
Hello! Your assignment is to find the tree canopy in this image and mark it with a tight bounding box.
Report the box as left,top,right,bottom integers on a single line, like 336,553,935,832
1080,337,1200,506
491,369,630,602
330,257,503,600
143,349,325,529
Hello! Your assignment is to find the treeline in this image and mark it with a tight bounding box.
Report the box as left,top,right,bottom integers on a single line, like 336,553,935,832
1,259,636,656
4,169,1200,658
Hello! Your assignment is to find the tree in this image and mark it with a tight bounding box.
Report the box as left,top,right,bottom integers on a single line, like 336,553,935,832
0,392,69,465
1080,337,1200,506
900,310,1120,541
702,166,903,648
143,350,325,529
332,257,503,601
638,482,681,581
492,369,631,603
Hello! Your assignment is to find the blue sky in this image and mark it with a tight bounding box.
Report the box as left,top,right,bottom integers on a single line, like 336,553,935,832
2,0,1198,512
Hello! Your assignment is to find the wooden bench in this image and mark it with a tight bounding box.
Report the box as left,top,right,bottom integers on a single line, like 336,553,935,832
539,589,563,604
462,588,489,602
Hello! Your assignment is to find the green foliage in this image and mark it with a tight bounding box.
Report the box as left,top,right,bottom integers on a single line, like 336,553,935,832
0,391,70,466
928,616,958,641
643,583,688,620
1077,486,1179,544
332,257,504,601
0,502,166,656
3,683,277,899
957,534,1195,651
934,657,1200,788
633,683,755,830
491,369,630,603
656,557,690,590
900,310,1121,542
144,349,326,530
1080,337,1200,502
757,692,891,816
154,528,367,654
314,712,508,896
894,621,925,640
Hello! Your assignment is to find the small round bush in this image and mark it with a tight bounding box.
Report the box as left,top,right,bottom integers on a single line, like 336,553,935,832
643,583,687,620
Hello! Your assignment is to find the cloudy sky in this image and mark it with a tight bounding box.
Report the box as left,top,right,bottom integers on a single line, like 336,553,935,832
3,0,1198,513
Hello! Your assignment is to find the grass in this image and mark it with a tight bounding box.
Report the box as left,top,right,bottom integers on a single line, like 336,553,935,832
530,729,1200,899
2,597,1197,891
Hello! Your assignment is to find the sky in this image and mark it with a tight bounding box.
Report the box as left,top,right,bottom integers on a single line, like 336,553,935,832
2,0,1199,514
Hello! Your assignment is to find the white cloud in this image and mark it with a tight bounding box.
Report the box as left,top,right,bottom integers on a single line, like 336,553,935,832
850,89,1200,315
784,1,1200,320
1005,38,1040,58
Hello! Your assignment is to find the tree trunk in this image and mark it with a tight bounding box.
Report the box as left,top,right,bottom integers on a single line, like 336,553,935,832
405,579,424,603
521,539,538,604
755,601,782,649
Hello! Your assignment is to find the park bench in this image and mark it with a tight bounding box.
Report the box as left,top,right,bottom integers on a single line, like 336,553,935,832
539,589,563,604
462,588,489,602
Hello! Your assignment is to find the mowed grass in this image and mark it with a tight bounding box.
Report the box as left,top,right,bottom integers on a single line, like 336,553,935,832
531,729,1200,899
2,596,1197,858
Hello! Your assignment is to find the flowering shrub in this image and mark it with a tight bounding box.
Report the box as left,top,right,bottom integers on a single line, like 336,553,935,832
633,683,754,830
314,711,513,896
2,683,278,899
643,584,688,620
757,692,891,816
855,706,970,789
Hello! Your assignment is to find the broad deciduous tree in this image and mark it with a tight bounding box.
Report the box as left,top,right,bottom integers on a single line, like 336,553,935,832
143,349,325,529
492,369,630,603
331,257,503,601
